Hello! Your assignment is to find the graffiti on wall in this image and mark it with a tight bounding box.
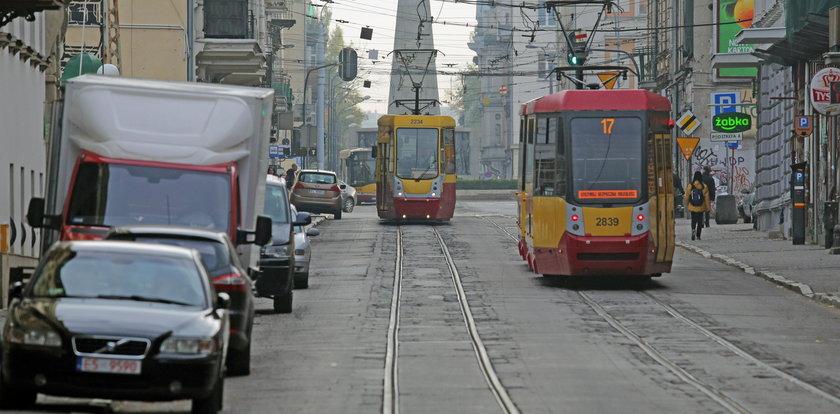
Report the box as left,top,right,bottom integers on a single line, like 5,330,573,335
691,139,754,194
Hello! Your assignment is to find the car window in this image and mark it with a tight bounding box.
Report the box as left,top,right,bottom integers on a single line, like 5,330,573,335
298,173,336,184
264,184,290,224
123,236,229,275
29,249,207,307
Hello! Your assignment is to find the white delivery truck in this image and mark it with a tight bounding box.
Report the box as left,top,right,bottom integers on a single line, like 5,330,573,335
26,75,300,308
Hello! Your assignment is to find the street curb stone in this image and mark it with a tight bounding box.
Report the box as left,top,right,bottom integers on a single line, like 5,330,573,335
677,241,840,307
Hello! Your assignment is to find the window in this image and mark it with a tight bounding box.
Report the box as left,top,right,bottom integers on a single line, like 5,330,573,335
396,128,439,179
124,236,230,276
298,172,336,184
68,1,103,26
534,117,556,196
537,0,557,27
570,117,643,204
347,158,375,187
264,184,290,224
66,163,231,232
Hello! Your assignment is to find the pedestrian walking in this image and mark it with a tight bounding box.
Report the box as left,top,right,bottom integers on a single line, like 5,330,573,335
267,165,278,176
701,166,716,227
286,163,298,189
685,171,711,240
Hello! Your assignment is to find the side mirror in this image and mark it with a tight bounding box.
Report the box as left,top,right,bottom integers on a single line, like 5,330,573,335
371,145,377,159
27,198,58,229
215,292,230,310
10,281,25,300
306,228,320,237
293,212,312,226
340,184,347,190
254,215,272,246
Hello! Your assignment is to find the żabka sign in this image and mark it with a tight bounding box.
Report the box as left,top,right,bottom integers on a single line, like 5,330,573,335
811,67,840,115
712,112,751,133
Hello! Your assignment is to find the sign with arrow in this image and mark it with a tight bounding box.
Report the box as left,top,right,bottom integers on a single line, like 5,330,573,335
676,137,701,161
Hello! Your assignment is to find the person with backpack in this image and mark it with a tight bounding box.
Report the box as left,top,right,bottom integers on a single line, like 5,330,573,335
701,166,717,227
685,171,711,240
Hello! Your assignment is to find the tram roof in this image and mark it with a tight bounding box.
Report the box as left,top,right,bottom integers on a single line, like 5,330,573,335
520,89,671,115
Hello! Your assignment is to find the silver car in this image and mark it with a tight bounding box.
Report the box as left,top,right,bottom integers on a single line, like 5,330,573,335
291,205,319,289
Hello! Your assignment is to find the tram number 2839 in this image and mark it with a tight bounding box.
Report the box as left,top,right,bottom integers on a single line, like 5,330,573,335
595,217,619,227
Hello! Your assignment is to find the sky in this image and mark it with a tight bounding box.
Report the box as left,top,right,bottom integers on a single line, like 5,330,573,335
325,0,478,115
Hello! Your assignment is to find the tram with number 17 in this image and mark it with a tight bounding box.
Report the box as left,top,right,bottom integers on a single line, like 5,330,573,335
339,148,376,204
373,114,457,221
517,89,676,277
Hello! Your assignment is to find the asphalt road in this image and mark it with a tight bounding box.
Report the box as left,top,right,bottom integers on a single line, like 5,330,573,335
11,200,840,413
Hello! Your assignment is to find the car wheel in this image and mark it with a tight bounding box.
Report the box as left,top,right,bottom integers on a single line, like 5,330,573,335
273,291,293,313
227,339,251,376
343,197,355,213
0,384,36,409
295,272,309,289
191,370,223,414
334,209,342,220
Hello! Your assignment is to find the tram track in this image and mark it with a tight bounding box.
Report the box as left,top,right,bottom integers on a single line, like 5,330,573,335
383,226,519,414
477,214,840,413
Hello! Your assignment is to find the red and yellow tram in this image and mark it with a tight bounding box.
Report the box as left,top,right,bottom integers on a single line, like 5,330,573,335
373,114,456,220
517,89,675,277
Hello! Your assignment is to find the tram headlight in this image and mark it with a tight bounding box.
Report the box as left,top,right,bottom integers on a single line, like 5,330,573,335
572,224,580,231
636,224,644,231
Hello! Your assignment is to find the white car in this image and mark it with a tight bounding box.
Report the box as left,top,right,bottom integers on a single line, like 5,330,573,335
290,205,319,289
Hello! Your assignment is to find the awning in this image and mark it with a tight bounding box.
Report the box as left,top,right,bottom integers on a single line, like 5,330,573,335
196,39,266,85
735,27,786,45
711,53,762,69
764,14,829,62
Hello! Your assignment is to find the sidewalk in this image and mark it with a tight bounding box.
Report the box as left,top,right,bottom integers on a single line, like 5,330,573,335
676,217,840,306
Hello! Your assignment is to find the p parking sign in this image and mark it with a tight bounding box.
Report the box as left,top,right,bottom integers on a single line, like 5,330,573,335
795,115,812,137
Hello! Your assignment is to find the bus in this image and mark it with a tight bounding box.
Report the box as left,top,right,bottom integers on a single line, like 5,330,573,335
374,114,456,221
517,89,676,277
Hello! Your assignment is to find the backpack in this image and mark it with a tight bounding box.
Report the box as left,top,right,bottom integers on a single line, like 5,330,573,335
689,185,704,206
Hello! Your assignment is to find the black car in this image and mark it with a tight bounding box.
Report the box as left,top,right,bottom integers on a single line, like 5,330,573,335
0,241,229,413
105,226,255,376
259,175,311,313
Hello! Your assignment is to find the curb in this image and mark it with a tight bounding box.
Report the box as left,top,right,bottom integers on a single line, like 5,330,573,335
677,241,840,307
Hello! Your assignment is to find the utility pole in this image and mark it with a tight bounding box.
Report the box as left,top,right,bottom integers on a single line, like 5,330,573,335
316,22,326,169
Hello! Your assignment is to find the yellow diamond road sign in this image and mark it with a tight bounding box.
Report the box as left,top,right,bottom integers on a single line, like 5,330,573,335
676,111,700,135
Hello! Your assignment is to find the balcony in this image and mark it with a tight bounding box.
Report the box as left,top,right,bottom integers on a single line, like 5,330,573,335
1,0,68,28
196,0,266,85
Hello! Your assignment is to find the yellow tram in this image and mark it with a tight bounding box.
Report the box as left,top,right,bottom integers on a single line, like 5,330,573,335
373,114,457,220
339,148,376,204
517,89,676,277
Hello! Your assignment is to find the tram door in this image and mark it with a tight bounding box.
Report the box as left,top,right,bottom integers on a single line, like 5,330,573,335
652,131,675,262
376,125,392,214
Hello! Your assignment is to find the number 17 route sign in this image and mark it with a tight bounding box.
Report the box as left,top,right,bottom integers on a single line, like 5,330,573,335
676,137,701,161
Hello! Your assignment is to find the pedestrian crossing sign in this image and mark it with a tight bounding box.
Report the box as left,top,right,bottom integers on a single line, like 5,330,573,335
676,137,701,160
676,111,700,135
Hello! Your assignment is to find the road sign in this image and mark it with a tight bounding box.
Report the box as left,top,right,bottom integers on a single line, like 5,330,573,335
268,145,280,159
676,137,701,160
596,71,620,90
711,132,742,142
676,111,700,135
711,91,739,115
795,115,813,137
725,141,741,149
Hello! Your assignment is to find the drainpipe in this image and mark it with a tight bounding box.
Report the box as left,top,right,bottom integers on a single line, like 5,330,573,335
187,0,194,81
316,23,326,169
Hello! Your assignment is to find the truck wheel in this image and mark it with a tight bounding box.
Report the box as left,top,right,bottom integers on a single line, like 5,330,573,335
273,291,293,313
294,272,309,289
334,209,342,220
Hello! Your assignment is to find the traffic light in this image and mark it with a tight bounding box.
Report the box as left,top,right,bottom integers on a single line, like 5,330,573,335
339,47,358,81
566,32,587,66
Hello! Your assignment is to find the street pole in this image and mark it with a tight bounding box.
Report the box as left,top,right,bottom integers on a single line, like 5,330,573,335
316,23,326,169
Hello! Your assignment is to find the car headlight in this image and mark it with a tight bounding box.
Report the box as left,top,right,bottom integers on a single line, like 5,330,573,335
160,337,216,355
261,245,290,258
9,319,62,347
294,249,305,256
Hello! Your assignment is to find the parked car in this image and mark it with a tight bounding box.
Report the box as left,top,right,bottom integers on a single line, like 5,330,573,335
1,241,229,413
290,205,319,289
290,170,343,219
105,226,255,376
261,175,311,312
338,180,357,213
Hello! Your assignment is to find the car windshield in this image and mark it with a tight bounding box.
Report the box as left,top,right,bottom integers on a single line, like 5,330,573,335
264,184,290,224
570,117,643,204
120,236,230,275
396,128,439,180
298,173,336,184
66,162,231,232
29,249,207,307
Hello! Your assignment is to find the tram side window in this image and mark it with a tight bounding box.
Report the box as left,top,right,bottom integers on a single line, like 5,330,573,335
554,118,566,196
524,118,536,189
534,117,556,196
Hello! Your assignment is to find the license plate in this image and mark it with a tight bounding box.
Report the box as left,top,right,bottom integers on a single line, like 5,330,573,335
77,357,142,375
310,189,325,195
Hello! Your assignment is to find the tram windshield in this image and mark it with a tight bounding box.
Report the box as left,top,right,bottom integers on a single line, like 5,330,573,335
570,117,643,204
347,158,375,187
396,128,439,180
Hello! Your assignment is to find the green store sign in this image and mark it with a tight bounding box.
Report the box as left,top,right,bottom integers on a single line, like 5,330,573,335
712,112,752,133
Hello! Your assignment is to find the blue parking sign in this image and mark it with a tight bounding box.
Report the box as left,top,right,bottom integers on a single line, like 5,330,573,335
712,92,739,115
797,116,810,128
